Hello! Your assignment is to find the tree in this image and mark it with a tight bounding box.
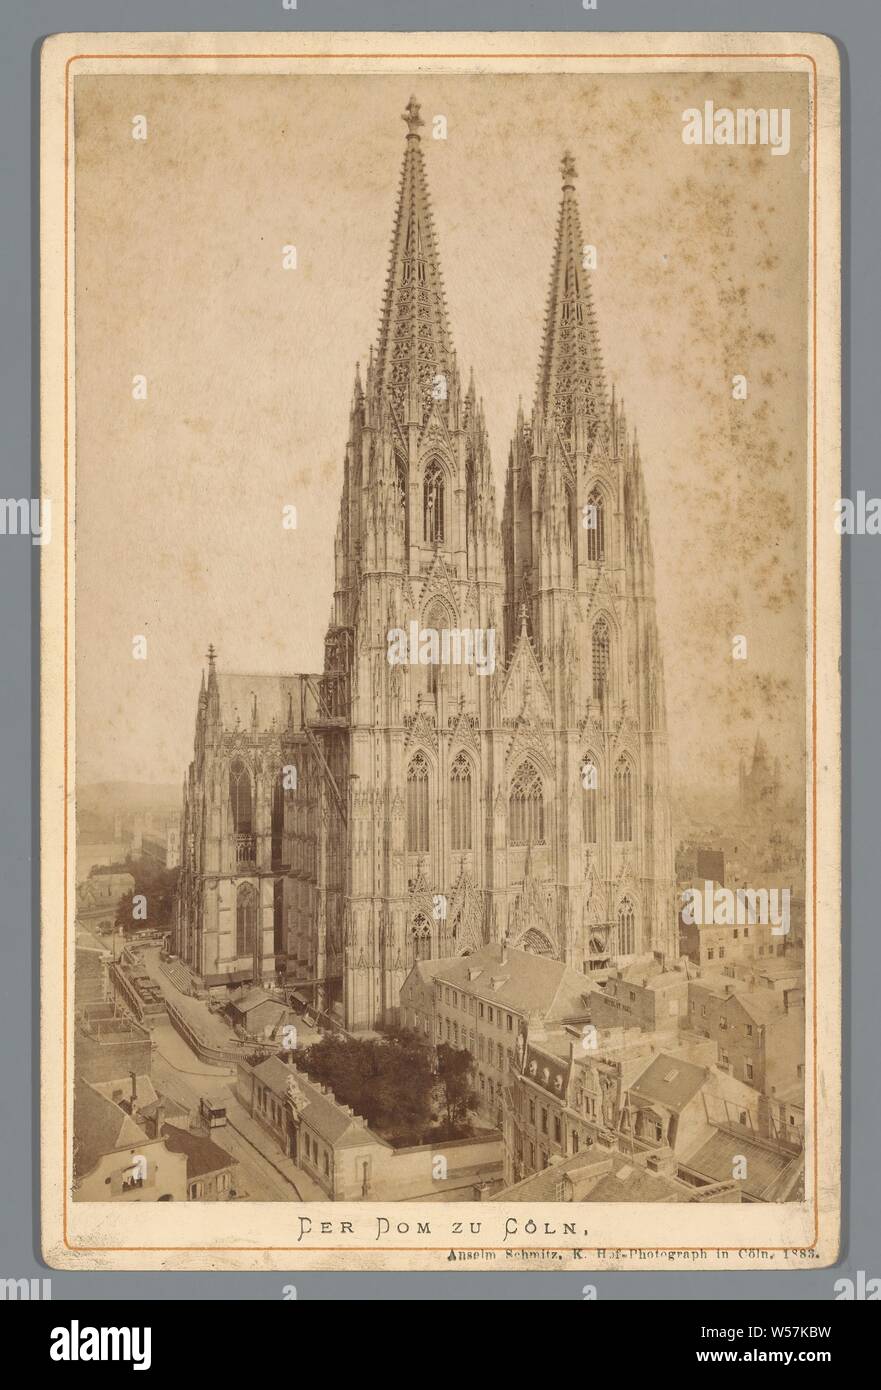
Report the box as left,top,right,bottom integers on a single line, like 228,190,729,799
292,1033,434,1142
113,856,180,935
436,1043,478,1133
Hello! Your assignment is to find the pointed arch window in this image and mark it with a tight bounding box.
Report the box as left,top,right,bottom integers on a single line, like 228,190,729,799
509,761,545,847
586,488,605,563
450,753,473,851
592,617,610,700
407,753,430,853
395,454,409,551
424,600,449,698
581,755,599,844
273,878,284,954
236,882,257,956
567,483,579,568
614,757,634,842
423,459,445,544
617,896,636,956
229,759,252,834
411,915,432,962
465,454,476,563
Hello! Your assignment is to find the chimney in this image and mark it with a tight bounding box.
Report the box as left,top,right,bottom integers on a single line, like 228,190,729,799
500,940,508,966
130,1071,138,1104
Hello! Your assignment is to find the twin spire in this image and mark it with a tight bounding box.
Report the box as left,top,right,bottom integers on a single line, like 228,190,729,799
535,151,608,440
374,101,606,436
375,97,453,421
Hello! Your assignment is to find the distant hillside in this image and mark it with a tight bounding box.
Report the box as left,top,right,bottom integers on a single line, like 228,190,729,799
78,782,180,815
77,782,181,845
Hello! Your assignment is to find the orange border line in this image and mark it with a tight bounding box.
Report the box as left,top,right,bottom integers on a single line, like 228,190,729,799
60,49,821,1258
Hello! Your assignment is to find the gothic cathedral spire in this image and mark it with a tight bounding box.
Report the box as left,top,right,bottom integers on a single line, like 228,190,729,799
535,152,608,446
375,96,454,426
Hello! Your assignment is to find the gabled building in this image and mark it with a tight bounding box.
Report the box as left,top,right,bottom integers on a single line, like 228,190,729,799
403,941,593,1121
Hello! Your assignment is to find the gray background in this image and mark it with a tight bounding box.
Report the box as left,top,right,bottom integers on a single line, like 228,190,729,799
0,0,869,1301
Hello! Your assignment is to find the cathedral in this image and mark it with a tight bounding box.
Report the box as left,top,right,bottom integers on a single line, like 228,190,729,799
174,98,676,1033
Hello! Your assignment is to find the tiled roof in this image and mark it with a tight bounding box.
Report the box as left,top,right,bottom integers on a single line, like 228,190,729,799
251,1055,387,1151
684,1129,795,1200
727,991,792,1026
233,988,285,1016
431,945,590,1019
92,1076,158,1110
491,1150,689,1203
627,1053,708,1112
161,1123,236,1180
74,1078,148,1176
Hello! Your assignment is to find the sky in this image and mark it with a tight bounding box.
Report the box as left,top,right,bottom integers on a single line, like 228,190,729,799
72,70,810,792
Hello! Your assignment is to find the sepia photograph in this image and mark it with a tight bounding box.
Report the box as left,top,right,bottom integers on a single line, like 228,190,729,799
38,31,841,1272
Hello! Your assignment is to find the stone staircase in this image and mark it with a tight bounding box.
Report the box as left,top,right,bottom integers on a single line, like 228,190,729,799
160,956,195,997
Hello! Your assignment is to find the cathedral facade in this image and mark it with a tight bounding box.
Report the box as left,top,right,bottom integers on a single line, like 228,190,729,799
174,99,676,1033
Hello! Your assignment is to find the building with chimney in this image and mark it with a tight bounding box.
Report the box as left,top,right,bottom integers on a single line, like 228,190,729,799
401,941,593,1122
174,98,676,1033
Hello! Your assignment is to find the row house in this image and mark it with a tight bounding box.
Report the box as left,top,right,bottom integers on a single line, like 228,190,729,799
400,942,592,1123
586,957,689,1033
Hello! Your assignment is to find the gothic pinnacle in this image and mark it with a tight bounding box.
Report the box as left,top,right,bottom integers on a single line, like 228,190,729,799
403,95,423,137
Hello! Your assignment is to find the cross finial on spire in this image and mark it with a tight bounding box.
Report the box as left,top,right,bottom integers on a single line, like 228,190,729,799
403,96,423,136
206,644,216,667
561,151,577,185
